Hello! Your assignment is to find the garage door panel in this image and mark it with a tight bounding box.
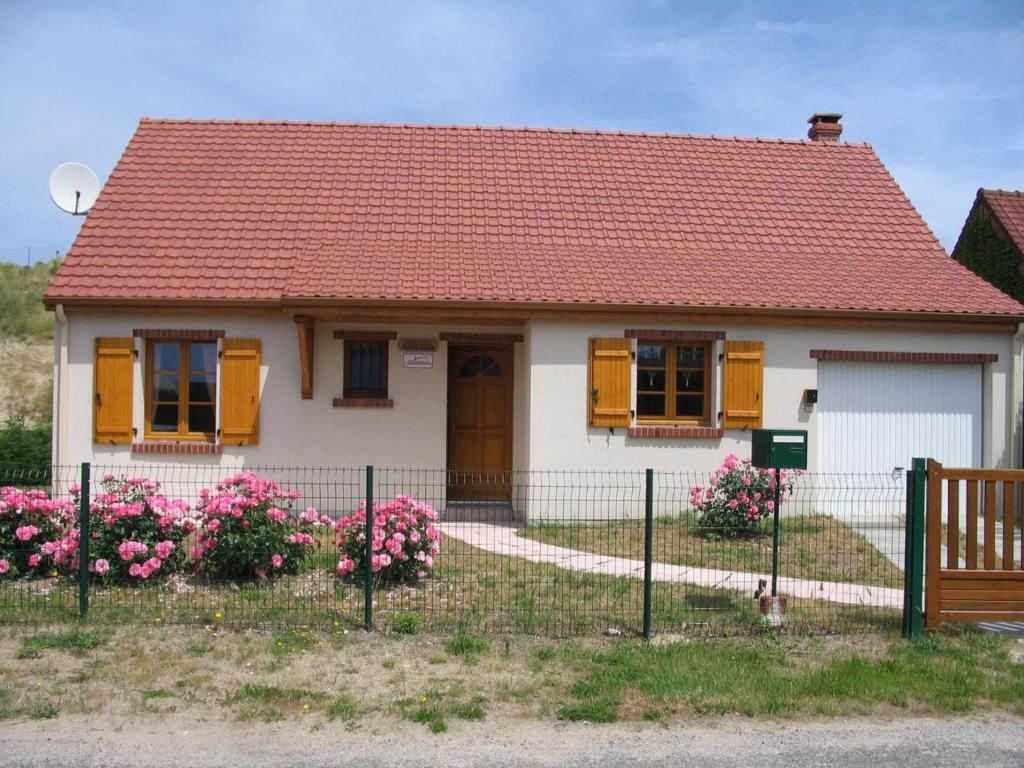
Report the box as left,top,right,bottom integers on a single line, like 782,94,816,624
818,362,982,474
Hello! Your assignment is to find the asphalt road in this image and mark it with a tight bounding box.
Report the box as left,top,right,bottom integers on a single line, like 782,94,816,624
2,715,1023,768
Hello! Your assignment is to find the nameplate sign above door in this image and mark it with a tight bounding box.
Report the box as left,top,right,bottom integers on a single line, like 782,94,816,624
403,353,433,369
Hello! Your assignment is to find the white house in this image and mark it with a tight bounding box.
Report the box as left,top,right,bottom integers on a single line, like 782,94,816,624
43,114,1024,515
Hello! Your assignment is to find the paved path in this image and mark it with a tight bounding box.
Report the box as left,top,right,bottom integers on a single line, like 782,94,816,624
441,522,903,609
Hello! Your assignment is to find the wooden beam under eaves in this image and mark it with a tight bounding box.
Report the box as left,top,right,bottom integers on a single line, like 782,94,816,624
295,316,315,399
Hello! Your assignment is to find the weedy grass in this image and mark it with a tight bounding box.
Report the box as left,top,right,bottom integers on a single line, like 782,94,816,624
557,629,1024,722
18,629,109,659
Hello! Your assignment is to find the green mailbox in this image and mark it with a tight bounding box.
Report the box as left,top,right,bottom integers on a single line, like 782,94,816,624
751,429,808,470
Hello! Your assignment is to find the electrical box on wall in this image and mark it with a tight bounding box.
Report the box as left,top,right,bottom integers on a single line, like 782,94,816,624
751,429,808,470
803,389,818,412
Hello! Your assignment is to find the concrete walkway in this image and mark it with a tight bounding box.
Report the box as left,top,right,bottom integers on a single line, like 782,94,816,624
441,522,903,609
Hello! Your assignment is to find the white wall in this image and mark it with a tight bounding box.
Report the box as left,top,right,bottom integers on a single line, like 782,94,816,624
57,311,528,512
521,319,1015,519
55,310,1017,519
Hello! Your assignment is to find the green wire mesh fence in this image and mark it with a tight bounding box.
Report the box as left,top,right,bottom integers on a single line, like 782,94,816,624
0,462,907,636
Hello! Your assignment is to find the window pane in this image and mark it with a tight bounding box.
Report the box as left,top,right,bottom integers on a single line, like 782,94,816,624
153,343,180,372
637,394,665,417
676,370,705,394
151,403,178,432
637,344,665,366
188,404,215,434
677,345,705,368
189,373,215,403
676,395,704,417
637,369,665,392
346,342,387,396
190,342,217,372
459,354,502,378
152,373,179,402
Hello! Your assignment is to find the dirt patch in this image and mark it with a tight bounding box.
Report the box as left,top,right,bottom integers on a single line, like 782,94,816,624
0,339,51,425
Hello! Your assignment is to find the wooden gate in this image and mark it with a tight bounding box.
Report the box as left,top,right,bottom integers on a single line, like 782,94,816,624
925,459,1024,629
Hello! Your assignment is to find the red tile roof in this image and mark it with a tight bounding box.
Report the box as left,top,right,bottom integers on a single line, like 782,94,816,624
980,189,1024,255
46,119,1024,318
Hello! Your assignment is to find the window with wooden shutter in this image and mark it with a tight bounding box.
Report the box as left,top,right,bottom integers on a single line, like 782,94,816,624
94,337,134,445
588,338,632,428
723,340,764,429
220,339,261,445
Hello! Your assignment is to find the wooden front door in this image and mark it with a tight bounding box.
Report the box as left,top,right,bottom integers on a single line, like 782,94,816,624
447,347,513,501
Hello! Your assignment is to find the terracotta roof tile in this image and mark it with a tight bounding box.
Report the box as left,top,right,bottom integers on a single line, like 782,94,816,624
45,119,1024,317
980,189,1024,255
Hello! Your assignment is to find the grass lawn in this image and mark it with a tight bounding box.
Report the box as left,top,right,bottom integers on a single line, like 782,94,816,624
0,624,1020,728
520,513,904,589
0,533,899,636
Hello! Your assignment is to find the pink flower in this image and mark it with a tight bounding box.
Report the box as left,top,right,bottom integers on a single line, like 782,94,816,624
0,559,9,575
766,501,775,511
15,525,39,542
28,554,41,567
742,475,752,486
266,508,287,523
271,554,283,568
128,563,143,578
94,559,110,575
155,540,175,560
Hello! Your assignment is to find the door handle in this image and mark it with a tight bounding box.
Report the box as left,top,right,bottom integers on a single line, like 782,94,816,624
591,388,599,404
95,393,102,408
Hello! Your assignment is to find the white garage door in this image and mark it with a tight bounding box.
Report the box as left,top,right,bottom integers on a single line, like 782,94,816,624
818,361,982,475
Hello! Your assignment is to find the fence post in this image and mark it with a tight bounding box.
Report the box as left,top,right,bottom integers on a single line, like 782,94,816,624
364,465,374,631
902,457,926,639
770,467,781,597
643,468,653,639
78,462,90,620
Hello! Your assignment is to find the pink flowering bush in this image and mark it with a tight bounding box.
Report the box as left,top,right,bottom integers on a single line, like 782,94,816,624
688,454,799,539
334,495,443,583
74,475,196,583
0,487,75,580
194,472,322,580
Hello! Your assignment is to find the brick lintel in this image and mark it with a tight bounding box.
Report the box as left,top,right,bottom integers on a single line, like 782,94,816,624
439,332,525,343
810,349,998,364
133,329,225,340
333,330,398,341
624,329,726,341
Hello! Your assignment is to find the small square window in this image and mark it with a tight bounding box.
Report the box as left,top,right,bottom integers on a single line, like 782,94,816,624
344,341,389,398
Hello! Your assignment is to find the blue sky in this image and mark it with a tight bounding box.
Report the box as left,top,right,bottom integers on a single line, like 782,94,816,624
1,0,1021,264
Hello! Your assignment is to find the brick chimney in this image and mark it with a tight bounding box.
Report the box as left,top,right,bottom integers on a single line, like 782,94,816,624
807,112,843,142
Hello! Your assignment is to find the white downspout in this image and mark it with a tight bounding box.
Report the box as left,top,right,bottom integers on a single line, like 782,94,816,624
53,304,69,473
1013,322,1024,469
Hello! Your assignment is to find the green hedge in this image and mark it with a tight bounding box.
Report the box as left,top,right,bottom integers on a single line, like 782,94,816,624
0,415,51,473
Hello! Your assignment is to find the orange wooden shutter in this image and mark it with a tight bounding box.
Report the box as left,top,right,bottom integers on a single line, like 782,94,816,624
588,338,632,427
93,337,134,444
723,340,764,429
220,339,261,445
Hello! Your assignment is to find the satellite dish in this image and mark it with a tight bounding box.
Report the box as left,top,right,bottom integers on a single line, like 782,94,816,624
49,162,100,215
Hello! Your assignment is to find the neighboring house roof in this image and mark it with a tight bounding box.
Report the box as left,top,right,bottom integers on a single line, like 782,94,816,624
977,189,1024,255
45,119,1024,318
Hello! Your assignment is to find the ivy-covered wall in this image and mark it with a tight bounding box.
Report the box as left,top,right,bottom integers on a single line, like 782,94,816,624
952,202,1024,304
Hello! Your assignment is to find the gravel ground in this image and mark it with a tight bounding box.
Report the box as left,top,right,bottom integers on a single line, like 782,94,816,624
2,714,1023,768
